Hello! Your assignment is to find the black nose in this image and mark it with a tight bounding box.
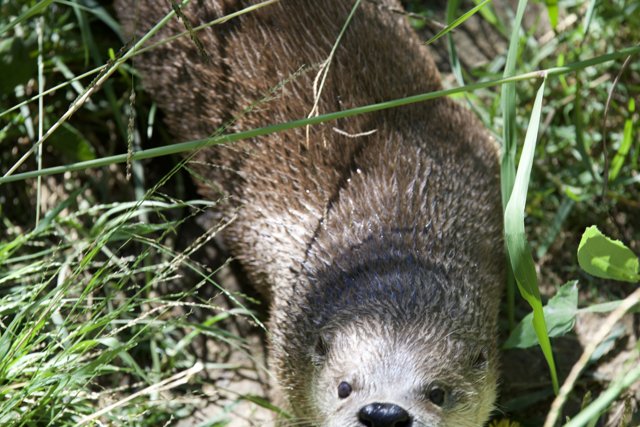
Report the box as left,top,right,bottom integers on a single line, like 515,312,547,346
358,402,412,427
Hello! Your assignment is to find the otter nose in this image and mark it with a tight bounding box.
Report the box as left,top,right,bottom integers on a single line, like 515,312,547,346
358,402,412,427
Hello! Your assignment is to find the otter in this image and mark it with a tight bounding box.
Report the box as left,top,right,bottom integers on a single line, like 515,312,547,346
117,0,505,425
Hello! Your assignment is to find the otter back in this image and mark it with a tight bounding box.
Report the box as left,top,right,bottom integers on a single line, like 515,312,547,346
117,1,504,425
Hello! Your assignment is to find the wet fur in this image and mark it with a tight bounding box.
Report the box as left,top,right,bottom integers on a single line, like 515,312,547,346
117,0,505,425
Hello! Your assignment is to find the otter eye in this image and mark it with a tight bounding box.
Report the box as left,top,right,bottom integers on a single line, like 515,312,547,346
428,387,446,406
337,381,352,399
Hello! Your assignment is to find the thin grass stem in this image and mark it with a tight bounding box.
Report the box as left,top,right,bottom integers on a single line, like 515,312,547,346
2,44,639,185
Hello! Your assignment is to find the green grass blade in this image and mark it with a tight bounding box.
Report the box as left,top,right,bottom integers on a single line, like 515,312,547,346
0,0,54,35
504,76,559,393
609,98,635,182
3,44,640,186
54,0,123,38
573,80,599,182
501,0,528,332
501,0,528,207
583,0,598,37
446,0,495,127
545,0,559,28
447,0,491,127
426,0,491,45
471,0,507,35
446,0,464,85
536,197,575,259
240,395,292,419
70,2,128,140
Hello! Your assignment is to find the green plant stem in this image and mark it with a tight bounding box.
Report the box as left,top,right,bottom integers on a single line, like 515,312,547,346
1,44,639,185
561,361,640,427
36,16,45,226
544,285,640,427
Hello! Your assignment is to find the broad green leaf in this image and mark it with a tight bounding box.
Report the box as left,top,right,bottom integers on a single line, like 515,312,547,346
504,281,578,349
577,226,640,282
504,76,559,393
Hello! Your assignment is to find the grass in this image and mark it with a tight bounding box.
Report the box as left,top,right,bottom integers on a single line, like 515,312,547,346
1,0,639,426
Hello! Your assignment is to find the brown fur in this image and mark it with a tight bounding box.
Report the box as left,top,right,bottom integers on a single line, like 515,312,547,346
117,1,504,425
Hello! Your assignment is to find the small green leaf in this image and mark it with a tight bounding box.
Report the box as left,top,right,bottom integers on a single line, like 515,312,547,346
504,281,578,349
577,226,640,282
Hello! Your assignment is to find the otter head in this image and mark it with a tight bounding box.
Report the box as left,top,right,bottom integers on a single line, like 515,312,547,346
287,257,499,427
305,319,498,427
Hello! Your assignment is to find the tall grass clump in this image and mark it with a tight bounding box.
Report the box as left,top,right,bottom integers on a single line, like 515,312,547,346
1,2,264,426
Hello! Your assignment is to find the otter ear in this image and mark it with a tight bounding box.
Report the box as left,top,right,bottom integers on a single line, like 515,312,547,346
311,331,331,364
471,347,489,370
314,333,329,357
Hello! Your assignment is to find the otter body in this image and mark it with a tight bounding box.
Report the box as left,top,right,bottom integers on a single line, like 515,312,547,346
118,1,504,425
